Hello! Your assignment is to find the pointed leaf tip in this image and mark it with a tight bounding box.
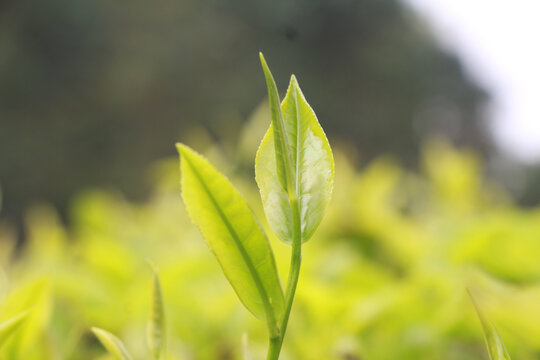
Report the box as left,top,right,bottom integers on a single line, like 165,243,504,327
0,310,29,348
176,143,187,156
258,54,295,195
259,52,267,66
469,292,512,360
92,327,134,360
147,263,166,360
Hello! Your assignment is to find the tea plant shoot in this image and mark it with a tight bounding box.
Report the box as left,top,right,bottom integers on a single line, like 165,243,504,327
177,53,334,360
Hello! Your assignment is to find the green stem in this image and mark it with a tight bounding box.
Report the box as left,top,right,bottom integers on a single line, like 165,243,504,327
279,230,302,345
266,198,302,360
261,56,304,360
266,336,281,360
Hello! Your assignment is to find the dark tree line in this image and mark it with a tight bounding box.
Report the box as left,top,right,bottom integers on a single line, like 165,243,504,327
0,0,488,231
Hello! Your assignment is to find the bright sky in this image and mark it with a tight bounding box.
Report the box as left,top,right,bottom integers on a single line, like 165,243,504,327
402,0,540,163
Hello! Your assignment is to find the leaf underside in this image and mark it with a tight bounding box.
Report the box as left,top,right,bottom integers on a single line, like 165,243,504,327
256,55,334,244
177,144,284,321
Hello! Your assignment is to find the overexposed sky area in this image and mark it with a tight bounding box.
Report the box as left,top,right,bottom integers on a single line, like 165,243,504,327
402,0,540,163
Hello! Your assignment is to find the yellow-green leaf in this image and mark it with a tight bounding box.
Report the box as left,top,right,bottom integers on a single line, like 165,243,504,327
177,144,284,328
256,62,334,244
147,264,166,360
91,327,133,360
259,53,294,193
470,294,512,360
0,311,28,348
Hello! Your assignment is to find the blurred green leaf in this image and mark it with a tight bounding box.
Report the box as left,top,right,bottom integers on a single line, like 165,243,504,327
242,333,251,360
91,327,133,360
256,58,334,243
177,144,284,324
0,278,52,359
147,263,166,360
0,311,28,348
470,293,512,360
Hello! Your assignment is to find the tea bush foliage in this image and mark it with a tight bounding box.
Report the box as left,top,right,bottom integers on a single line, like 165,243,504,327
0,109,538,358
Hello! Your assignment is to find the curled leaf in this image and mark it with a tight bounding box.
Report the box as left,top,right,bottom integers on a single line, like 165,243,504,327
256,55,334,244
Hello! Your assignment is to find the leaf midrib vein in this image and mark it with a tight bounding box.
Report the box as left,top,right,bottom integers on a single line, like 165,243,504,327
183,154,279,329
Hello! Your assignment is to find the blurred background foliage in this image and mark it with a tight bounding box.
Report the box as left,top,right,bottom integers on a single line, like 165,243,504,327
1,0,540,359
1,117,540,359
0,0,491,229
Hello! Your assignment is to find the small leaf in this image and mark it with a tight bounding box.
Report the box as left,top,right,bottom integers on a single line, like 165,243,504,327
0,311,28,348
91,327,134,360
256,61,334,244
259,53,294,193
147,263,166,360
177,144,284,326
469,293,512,360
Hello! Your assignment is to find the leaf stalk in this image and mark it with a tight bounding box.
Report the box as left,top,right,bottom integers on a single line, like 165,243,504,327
266,196,302,360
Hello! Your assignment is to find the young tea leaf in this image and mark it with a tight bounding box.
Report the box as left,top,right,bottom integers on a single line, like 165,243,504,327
147,263,166,360
0,311,28,348
91,327,134,360
470,294,512,360
177,144,284,328
256,59,335,244
259,53,295,193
